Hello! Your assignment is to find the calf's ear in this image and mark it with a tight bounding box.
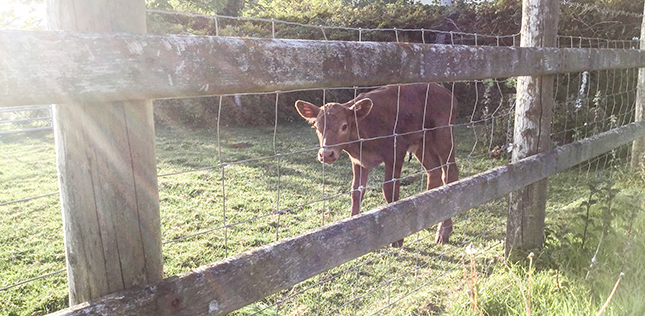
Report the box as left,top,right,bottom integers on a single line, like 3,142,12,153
350,98,373,119
295,100,320,124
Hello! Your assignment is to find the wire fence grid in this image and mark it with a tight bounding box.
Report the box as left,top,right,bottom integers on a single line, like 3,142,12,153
0,105,52,135
0,1,643,315
147,8,521,46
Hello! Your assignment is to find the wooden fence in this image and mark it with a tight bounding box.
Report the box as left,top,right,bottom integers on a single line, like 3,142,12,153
0,0,644,314
2,31,644,106
47,120,645,316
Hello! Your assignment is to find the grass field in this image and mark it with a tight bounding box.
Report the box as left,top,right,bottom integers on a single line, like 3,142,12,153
0,120,643,315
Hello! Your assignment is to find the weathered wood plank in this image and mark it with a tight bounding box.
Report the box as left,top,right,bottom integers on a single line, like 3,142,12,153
47,120,645,316
1,30,645,107
507,0,559,256
49,0,163,306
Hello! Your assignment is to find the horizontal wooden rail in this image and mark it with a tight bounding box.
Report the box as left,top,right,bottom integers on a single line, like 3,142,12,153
48,120,645,316
2,30,645,107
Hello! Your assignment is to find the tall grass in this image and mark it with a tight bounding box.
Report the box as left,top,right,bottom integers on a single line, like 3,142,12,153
450,167,645,316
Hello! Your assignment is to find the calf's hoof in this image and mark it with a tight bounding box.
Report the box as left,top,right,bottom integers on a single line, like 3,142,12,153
391,239,404,248
435,233,450,244
434,221,452,244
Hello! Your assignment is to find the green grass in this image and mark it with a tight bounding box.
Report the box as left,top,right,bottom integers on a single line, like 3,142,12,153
0,132,66,316
0,122,644,315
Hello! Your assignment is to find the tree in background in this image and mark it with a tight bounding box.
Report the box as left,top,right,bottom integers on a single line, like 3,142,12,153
1,0,45,29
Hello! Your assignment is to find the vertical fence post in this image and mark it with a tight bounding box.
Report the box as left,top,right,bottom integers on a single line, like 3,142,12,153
631,0,645,169
46,0,163,305
506,0,560,257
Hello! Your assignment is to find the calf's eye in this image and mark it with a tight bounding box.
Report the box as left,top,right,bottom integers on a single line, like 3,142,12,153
341,124,348,132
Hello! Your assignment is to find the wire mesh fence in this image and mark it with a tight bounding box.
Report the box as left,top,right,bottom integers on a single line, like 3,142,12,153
0,106,52,135
0,0,644,315
153,77,513,262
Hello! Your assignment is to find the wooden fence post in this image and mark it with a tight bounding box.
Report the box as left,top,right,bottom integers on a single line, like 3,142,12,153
506,0,560,257
46,0,163,305
631,0,645,169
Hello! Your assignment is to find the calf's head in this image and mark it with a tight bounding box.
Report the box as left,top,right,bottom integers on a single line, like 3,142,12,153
295,99,373,164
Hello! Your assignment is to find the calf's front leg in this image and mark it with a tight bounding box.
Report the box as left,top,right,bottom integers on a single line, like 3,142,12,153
350,163,369,216
383,156,405,247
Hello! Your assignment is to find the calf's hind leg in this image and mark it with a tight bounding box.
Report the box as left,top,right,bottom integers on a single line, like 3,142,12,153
436,129,459,243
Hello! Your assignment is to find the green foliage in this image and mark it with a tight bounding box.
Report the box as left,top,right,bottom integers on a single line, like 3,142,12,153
559,0,641,40
552,69,638,148
1,0,44,30
146,0,247,15
545,174,640,265
147,0,524,42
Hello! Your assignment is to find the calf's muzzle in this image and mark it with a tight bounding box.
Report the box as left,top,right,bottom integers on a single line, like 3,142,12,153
317,147,339,164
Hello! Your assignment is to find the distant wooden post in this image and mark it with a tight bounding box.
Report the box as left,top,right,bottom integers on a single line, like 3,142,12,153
46,0,163,305
506,0,559,257
631,0,645,169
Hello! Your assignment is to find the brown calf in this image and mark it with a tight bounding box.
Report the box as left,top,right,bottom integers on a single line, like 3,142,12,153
295,83,459,246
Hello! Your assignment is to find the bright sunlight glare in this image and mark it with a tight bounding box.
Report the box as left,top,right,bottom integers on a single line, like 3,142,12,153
1,0,46,29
